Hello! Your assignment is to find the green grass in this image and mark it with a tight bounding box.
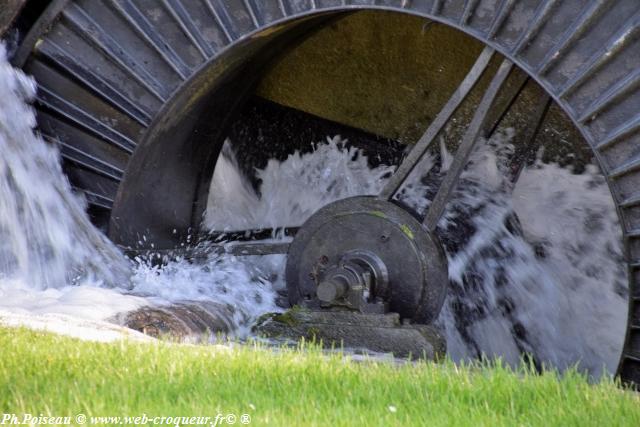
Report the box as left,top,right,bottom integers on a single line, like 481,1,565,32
0,327,638,426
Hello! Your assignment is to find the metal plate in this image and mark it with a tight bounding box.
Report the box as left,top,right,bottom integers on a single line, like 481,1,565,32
286,196,448,324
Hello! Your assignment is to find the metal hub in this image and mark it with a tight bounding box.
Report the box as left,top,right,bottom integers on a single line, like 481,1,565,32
315,249,389,313
286,196,448,324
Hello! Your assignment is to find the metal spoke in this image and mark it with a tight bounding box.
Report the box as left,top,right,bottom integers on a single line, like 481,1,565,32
378,46,496,200
206,241,290,256
481,70,529,140
508,94,552,184
423,59,514,232
197,226,297,256
204,227,299,242
124,241,291,262
124,227,297,260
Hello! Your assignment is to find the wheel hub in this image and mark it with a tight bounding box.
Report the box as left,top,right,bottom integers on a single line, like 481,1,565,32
286,196,448,324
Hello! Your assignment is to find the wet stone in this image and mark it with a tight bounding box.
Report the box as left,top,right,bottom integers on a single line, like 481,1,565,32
116,301,236,341
253,308,446,360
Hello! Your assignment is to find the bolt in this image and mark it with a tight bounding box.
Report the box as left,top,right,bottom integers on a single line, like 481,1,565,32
380,234,389,242
319,255,329,265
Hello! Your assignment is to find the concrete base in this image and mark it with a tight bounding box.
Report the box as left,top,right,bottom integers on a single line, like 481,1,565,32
116,302,445,360
254,308,446,360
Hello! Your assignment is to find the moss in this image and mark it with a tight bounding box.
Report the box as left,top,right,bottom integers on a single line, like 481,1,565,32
400,224,414,240
370,210,387,218
272,305,306,326
256,10,592,169
254,312,278,327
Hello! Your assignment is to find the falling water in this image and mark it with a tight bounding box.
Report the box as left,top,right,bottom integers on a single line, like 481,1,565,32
0,48,129,290
0,45,278,335
0,43,628,375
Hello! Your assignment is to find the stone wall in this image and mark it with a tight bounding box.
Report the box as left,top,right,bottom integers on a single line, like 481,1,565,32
256,10,591,169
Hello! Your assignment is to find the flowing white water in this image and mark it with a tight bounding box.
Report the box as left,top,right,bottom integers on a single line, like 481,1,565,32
0,45,278,338
205,136,395,231
0,50,129,290
205,132,627,376
0,44,140,338
0,42,627,375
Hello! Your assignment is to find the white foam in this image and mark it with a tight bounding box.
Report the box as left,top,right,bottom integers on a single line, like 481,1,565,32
511,161,627,374
128,255,282,337
0,309,152,343
0,280,146,320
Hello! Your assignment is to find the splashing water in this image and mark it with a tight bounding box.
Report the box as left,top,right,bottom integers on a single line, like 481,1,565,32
206,136,396,231
0,43,627,374
127,256,282,337
0,45,278,336
205,132,626,376
0,47,129,290
429,142,627,376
